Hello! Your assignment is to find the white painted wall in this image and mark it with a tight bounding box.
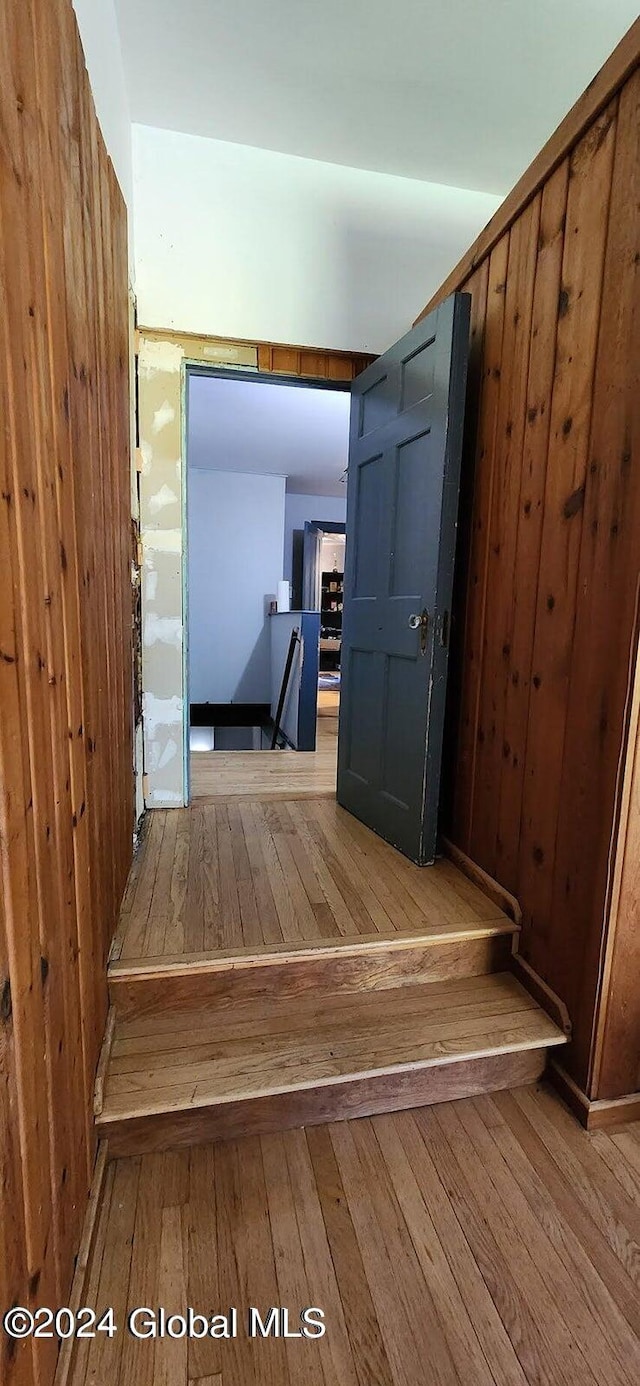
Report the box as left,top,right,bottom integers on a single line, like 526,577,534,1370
283,492,347,584
132,125,501,354
72,0,132,212
188,469,286,705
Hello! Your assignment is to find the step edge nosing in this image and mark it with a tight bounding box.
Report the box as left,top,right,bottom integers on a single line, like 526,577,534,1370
96,1030,567,1126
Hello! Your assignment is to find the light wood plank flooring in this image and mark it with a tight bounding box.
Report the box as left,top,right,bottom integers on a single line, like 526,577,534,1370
71,1084,640,1386
113,798,512,961
317,687,339,716
190,718,338,802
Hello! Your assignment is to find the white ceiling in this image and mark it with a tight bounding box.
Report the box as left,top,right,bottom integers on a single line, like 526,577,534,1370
115,0,636,194
187,372,351,497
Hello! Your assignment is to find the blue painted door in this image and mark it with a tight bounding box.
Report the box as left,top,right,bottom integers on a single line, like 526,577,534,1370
337,293,470,864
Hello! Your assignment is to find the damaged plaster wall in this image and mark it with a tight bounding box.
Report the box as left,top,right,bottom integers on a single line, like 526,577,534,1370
138,336,184,807
138,331,258,807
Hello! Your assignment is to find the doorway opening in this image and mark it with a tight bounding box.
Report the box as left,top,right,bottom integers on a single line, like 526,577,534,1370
185,365,351,799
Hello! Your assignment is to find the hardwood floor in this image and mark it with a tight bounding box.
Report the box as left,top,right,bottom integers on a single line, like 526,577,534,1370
113,797,513,961
190,718,338,802
317,688,340,716
70,1084,640,1386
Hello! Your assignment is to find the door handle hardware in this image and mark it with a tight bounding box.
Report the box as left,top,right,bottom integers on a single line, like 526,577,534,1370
409,608,429,654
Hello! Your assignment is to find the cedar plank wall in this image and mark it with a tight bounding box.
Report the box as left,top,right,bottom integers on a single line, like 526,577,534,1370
420,26,640,1098
0,1,133,1383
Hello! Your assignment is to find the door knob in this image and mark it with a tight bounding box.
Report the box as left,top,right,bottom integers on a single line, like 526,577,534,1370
408,608,429,655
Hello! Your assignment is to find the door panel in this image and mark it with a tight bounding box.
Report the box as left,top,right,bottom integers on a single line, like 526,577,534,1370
337,293,470,864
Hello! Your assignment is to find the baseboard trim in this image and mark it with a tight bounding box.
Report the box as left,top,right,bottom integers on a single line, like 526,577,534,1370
53,1142,109,1386
510,953,572,1037
93,1007,116,1116
550,1061,640,1129
441,838,522,926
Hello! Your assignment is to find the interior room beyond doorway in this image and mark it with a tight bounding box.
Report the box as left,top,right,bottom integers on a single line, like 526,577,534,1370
186,368,351,800
318,527,345,686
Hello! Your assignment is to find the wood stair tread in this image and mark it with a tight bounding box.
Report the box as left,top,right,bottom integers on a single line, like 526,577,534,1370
98,972,566,1125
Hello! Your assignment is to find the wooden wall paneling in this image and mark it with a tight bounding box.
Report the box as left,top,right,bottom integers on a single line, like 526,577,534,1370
0,237,59,1386
1,3,132,1383
470,199,540,881
256,341,370,382
516,102,618,1015
32,0,96,1176
77,35,117,1001
423,26,639,1093
441,258,489,839
271,344,301,374
451,249,507,853
552,71,640,1091
454,235,509,853
88,115,119,941
0,916,33,1386
2,0,79,1302
592,603,640,1100
495,167,569,888
0,171,54,1386
62,6,110,1092
24,0,92,1274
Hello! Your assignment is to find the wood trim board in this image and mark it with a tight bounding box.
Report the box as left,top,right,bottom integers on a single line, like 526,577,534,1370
441,838,522,925
53,1144,109,1386
550,1062,640,1131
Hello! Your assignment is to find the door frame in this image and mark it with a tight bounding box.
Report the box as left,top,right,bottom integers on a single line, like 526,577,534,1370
136,328,372,809
301,519,346,612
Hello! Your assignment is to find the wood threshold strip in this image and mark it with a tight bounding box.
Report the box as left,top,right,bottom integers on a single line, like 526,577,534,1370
415,18,640,320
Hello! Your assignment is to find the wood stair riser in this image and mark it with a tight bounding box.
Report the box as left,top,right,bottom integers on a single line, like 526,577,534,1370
98,1047,548,1157
108,929,516,1021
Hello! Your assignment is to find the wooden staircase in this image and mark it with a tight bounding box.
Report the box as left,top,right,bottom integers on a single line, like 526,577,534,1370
97,909,568,1156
